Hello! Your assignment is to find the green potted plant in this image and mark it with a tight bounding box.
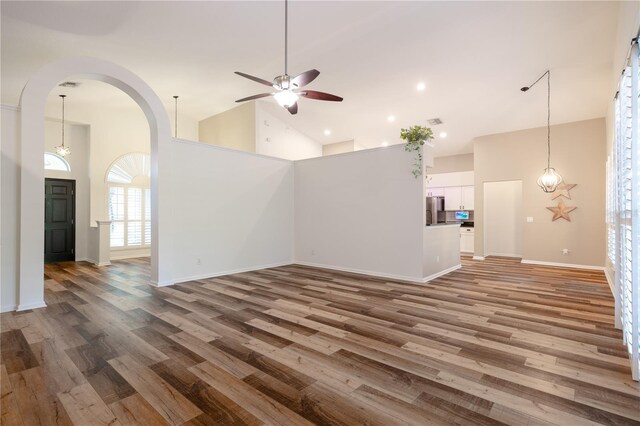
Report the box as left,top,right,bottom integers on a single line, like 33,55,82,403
400,125,433,178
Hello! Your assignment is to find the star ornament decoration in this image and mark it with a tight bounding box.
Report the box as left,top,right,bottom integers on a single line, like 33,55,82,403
546,199,577,222
551,182,577,200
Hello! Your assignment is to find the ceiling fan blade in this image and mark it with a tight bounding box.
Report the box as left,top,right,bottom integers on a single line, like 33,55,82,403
235,93,273,103
300,90,343,102
234,71,274,87
291,69,320,88
287,102,298,115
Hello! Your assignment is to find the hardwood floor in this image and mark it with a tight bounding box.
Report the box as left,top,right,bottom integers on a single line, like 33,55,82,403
2,256,639,425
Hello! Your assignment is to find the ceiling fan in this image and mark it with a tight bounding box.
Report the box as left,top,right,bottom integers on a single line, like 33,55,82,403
234,0,343,115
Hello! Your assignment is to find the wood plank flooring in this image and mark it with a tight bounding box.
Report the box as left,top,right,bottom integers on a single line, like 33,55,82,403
1,256,639,425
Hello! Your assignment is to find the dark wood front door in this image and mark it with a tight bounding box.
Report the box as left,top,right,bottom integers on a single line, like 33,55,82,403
44,178,75,263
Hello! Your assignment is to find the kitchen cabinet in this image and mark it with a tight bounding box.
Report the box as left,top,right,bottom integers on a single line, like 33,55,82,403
462,185,474,210
444,185,474,210
444,187,462,210
426,187,444,197
460,227,474,253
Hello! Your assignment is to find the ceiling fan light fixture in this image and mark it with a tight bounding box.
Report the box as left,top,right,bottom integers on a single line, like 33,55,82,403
274,89,298,107
233,0,342,115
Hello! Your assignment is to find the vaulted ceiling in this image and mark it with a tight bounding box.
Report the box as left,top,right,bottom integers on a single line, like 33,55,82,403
1,1,620,156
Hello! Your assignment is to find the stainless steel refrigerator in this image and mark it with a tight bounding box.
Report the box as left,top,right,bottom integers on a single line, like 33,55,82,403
426,196,445,225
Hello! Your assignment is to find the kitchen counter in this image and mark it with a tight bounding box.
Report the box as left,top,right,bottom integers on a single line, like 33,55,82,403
425,223,460,228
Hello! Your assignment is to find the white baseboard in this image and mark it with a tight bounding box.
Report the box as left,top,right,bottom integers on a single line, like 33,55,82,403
168,261,294,286
111,253,151,261
1,304,17,313
17,301,47,311
421,264,461,283
520,259,605,271
472,256,485,260
604,267,615,295
485,252,522,258
295,261,425,283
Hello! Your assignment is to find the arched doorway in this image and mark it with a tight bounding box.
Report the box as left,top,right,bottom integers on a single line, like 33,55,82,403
18,57,172,310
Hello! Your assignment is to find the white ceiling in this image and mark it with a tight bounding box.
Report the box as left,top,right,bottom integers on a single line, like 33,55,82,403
1,1,620,156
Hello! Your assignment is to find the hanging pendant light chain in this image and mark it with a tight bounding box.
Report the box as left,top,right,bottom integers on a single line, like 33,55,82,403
547,71,551,169
56,94,70,157
284,0,288,76
61,94,65,148
523,69,563,193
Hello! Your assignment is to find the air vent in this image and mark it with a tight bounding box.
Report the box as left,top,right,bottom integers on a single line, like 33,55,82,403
58,81,80,88
427,118,443,125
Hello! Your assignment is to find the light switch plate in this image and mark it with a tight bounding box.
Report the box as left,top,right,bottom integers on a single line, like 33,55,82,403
526,217,534,223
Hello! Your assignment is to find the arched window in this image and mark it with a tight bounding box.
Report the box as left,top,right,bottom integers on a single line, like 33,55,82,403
44,152,70,171
106,153,151,249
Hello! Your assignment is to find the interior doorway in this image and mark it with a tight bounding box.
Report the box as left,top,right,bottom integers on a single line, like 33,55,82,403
483,180,523,258
16,56,172,312
44,178,76,262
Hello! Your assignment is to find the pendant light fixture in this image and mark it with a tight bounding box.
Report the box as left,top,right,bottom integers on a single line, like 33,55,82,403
55,94,71,157
521,70,563,193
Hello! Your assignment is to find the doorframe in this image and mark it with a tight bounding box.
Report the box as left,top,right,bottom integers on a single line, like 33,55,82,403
482,180,524,259
44,178,76,263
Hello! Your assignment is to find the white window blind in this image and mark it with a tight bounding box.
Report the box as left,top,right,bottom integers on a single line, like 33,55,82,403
606,156,616,265
108,185,151,249
106,153,151,249
611,39,639,381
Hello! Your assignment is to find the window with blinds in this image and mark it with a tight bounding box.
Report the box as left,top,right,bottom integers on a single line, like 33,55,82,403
611,39,639,381
106,153,151,249
107,186,151,248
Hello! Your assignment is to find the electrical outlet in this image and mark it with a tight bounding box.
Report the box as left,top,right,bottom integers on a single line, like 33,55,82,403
196,258,201,265
562,249,569,255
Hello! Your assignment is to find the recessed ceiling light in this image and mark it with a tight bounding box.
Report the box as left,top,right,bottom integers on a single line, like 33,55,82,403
387,115,395,122
381,141,389,147
324,129,331,136
439,132,447,138
416,82,426,91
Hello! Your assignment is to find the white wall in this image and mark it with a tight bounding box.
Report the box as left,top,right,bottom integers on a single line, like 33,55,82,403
323,140,354,156
44,119,91,261
483,180,523,258
294,145,424,281
43,103,154,224
423,225,461,279
199,102,256,153
1,106,19,312
255,106,322,161
427,171,474,188
168,140,294,283
429,153,474,174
